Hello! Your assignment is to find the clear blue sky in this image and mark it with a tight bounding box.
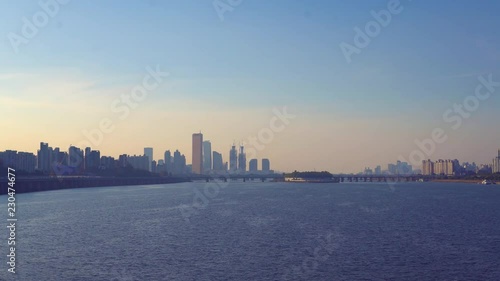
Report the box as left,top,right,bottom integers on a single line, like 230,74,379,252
1,0,500,172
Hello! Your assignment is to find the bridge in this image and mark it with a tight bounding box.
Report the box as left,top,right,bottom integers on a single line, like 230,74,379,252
331,174,430,183
188,174,429,183
188,173,283,182
0,174,431,195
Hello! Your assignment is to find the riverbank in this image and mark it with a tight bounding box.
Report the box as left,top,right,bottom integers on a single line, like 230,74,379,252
0,176,190,195
431,179,487,184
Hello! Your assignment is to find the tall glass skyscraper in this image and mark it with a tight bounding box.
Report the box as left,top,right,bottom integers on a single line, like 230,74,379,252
229,145,237,172
493,149,500,174
238,146,246,173
192,133,203,174
203,141,212,173
262,159,270,173
212,151,223,172
144,147,153,172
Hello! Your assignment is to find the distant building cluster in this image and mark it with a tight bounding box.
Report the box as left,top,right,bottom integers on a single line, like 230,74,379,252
192,133,272,175
363,150,500,176
421,150,500,176
0,133,274,176
422,159,460,176
0,150,36,173
363,161,414,175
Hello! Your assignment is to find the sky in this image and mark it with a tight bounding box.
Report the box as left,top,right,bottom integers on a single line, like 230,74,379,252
1,0,500,173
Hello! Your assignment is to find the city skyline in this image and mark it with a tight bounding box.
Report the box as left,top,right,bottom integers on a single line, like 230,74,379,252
1,1,500,173
0,137,277,175
1,139,499,176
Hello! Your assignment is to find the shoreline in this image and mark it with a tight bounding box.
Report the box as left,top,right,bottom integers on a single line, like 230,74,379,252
0,176,191,195
431,179,489,184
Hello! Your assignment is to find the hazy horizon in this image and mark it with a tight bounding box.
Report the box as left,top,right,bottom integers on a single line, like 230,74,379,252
2,0,500,173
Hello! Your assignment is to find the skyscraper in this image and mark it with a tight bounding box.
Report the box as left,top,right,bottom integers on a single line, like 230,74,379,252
493,149,500,174
85,147,100,171
249,159,258,173
192,133,203,174
173,150,183,174
422,160,434,175
85,147,91,170
212,151,224,172
52,147,67,166
229,145,237,172
127,155,149,171
164,150,172,173
37,142,53,173
0,150,36,173
144,147,153,172
262,159,270,173
238,146,246,173
68,146,84,173
203,141,212,173
181,153,187,173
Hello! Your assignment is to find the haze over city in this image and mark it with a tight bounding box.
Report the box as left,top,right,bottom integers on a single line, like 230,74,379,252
1,0,500,173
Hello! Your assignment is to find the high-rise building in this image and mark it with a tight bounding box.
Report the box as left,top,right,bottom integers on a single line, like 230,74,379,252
374,165,382,175
37,142,53,173
434,160,444,175
388,164,397,175
17,152,37,173
127,155,149,171
85,147,91,170
229,145,237,172
152,160,157,173
238,146,246,173
0,150,17,170
433,159,456,176
164,150,172,173
203,141,212,173
52,147,67,166
422,160,434,175
173,149,186,174
493,149,500,174
262,159,270,173
212,151,224,172
395,161,412,174
144,147,153,172
68,146,84,173
192,133,203,174
181,154,187,173
157,160,166,174
0,150,36,173
100,156,116,169
85,147,100,171
118,154,128,167
249,159,258,173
